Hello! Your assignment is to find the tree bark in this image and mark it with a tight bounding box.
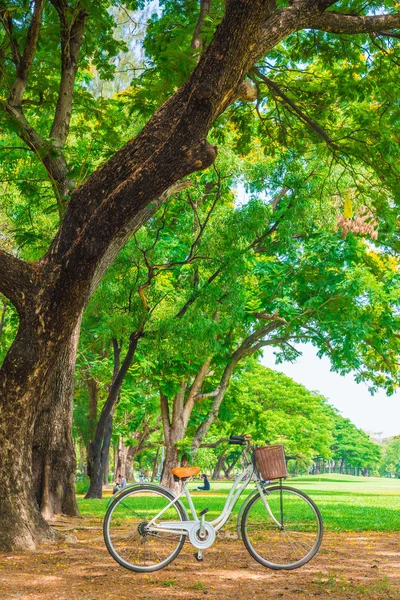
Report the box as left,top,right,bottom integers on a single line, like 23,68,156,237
89,379,99,431
126,446,135,482
32,318,81,520
116,438,130,479
161,441,181,495
151,447,160,482
0,296,7,340
160,384,185,494
0,321,58,550
86,409,113,498
223,454,240,478
86,332,141,498
103,452,110,485
212,451,227,480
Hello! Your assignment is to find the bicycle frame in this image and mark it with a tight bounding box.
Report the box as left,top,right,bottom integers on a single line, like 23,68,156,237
104,441,323,571
146,452,282,548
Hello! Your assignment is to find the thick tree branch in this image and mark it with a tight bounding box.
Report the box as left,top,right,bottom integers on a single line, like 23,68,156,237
45,1,304,276
160,391,171,439
0,249,34,310
0,5,21,67
183,358,212,427
196,388,220,400
7,0,44,108
171,379,187,431
49,2,87,146
308,11,400,35
377,31,400,40
191,0,212,50
191,319,286,451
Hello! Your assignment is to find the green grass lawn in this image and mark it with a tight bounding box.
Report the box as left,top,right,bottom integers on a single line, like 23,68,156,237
77,473,400,532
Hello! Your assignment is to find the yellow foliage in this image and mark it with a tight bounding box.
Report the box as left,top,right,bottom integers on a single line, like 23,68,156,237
343,192,353,219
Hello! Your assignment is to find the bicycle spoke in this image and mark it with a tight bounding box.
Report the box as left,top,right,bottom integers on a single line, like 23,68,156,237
285,529,313,549
282,530,305,560
124,536,143,562
104,486,186,571
116,501,143,520
242,487,322,569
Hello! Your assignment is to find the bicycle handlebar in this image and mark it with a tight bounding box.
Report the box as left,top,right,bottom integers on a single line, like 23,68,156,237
229,435,245,445
228,434,253,446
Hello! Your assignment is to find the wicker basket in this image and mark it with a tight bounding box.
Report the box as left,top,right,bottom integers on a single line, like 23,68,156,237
254,444,287,480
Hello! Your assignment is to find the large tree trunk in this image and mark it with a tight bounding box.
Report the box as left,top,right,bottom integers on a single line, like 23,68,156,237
0,296,7,339
88,377,99,445
223,454,240,478
0,319,60,550
159,383,188,494
151,447,160,482
161,440,181,495
86,412,113,498
116,438,130,479
32,319,81,520
86,333,140,498
212,451,227,480
103,452,110,485
126,446,135,482
116,441,137,481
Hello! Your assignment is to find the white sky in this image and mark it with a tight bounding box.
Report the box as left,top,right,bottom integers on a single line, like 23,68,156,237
262,343,400,440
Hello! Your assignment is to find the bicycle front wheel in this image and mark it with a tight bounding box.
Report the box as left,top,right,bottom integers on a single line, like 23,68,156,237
103,484,186,572
241,485,323,570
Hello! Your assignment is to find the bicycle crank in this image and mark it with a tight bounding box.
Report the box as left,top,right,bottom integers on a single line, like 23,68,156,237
189,522,216,549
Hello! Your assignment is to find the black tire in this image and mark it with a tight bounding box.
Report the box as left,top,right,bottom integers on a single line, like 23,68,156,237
241,485,323,570
103,484,186,572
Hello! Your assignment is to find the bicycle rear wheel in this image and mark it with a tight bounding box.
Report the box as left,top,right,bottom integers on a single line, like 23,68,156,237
241,485,323,570
103,484,186,572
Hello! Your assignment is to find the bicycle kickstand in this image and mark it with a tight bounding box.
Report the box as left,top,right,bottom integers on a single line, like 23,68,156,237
194,550,203,561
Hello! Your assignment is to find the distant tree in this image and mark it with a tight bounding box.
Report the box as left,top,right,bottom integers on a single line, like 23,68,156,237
381,436,400,478
330,413,381,473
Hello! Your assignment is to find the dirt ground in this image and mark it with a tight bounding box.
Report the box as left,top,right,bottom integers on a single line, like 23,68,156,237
0,517,399,600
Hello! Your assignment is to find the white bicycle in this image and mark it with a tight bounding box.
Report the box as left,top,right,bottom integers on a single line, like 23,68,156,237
103,435,323,572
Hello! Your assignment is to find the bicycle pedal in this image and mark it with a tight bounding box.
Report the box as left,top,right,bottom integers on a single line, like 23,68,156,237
199,508,209,516
194,552,203,562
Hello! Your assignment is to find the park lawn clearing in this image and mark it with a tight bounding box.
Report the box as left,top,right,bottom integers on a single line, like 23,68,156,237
78,474,400,532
